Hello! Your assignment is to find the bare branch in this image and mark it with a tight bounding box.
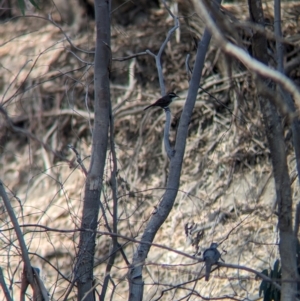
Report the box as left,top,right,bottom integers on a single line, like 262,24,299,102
0,181,48,300
0,267,12,301
0,105,70,163
163,108,175,159
128,0,221,299
192,0,300,109
68,145,88,176
99,96,120,301
112,52,148,61
146,0,179,95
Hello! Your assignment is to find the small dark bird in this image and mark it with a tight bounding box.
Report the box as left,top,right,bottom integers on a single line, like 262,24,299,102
143,92,178,111
203,243,221,281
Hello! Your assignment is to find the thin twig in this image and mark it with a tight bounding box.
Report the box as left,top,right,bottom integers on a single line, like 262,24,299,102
112,52,148,61
144,0,180,159
99,93,120,301
7,223,283,292
0,181,36,299
0,267,12,301
68,145,88,176
164,108,175,158
192,0,300,110
0,105,69,163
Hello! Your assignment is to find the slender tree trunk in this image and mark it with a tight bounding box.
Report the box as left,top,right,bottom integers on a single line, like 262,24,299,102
127,2,221,300
76,1,111,300
248,1,298,300
274,0,300,185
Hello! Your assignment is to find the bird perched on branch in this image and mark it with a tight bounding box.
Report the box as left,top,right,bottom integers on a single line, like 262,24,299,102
143,92,178,110
203,242,221,281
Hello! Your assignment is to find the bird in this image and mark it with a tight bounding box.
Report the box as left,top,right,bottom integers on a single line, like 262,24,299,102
143,92,178,111
203,243,221,281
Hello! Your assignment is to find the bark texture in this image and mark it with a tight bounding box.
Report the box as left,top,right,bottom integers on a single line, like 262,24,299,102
76,0,111,300
248,0,298,300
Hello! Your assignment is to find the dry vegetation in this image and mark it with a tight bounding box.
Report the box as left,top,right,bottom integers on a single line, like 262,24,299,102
1,0,300,300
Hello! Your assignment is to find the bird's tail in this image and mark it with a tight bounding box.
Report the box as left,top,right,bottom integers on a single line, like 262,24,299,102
205,263,211,281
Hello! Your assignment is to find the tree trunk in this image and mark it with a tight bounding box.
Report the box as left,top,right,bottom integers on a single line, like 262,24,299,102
248,1,298,300
76,0,111,300
128,1,221,300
